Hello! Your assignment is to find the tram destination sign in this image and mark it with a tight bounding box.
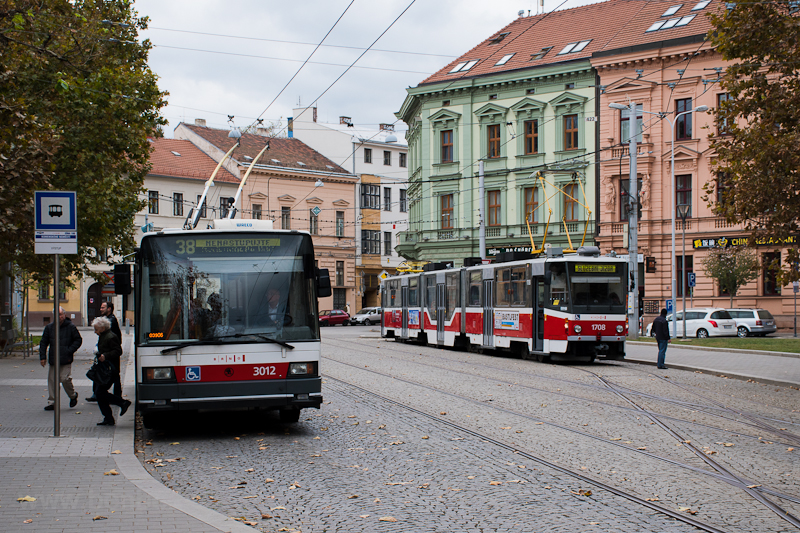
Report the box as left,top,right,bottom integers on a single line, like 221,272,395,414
574,264,617,273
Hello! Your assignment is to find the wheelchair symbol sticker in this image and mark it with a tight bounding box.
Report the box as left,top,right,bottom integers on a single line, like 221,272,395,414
186,366,201,381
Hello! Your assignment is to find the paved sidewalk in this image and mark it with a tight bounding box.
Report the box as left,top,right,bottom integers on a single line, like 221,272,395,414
0,333,252,532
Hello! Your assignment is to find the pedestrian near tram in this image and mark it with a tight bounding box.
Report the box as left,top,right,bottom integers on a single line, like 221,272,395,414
39,307,82,410
88,301,122,402
653,308,670,369
91,316,131,426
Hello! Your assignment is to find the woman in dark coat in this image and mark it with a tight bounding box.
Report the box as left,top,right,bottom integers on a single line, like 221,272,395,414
92,316,131,426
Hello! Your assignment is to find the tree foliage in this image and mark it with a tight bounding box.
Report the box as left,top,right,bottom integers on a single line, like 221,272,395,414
700,246,760,307
705,1,800,281
0,0,167,281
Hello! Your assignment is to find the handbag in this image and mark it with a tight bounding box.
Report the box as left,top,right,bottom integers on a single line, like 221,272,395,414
86,358,114,389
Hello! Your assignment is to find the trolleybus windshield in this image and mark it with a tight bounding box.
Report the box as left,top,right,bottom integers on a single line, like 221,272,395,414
137,233,319,345
568,263,626,314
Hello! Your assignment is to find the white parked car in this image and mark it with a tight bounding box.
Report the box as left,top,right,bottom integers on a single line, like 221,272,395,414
646,308,737,338
725,308,777,337
350,307,382,326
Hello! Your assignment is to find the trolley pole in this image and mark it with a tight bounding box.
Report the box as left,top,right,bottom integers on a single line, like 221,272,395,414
53,254,60,437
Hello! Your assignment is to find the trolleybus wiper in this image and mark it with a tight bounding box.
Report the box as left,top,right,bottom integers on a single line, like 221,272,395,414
160,340,224,354
158,333,294,354
220,332,295,349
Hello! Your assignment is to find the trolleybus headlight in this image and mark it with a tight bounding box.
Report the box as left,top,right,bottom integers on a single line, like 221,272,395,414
573,325,582,333
616,325,624,333
144,367,175,381
289,362,316,376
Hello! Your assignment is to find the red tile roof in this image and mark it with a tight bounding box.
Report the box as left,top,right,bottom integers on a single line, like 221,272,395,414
148,138,239,183
179,123,350,175
420,0,721,85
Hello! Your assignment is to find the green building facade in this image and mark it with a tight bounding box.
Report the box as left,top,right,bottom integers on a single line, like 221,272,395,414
395,60,598,264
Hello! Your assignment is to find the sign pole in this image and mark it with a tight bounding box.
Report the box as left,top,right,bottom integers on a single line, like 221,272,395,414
53,254,60,437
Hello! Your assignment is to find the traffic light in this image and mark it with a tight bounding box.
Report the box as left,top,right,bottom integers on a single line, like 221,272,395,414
114,264,131,295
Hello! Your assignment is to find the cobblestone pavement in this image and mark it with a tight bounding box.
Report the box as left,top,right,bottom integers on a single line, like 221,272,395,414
137,328,800,532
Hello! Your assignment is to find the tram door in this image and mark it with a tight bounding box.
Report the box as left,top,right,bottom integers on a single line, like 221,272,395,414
533,277,545,351
401,286,409,339
436,281,446,344
482,277,493,347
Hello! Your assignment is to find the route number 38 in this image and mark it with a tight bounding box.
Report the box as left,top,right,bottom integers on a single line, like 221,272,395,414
175,239,195,255
253,365,277,376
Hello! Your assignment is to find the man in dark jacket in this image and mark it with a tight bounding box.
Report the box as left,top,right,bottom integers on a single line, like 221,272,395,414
39,307,82,410
87,301,122,402
652,308,671,369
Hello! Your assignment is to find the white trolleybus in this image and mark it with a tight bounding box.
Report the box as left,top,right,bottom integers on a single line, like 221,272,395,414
134,219,331,427
382,246,629,362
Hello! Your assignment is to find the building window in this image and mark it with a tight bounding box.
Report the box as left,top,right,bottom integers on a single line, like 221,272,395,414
384,188,391,211
97,248,108,262
620,103,643,144
763,252,781,295
677,256,693,297
333,288,346,309
620,178,643,221
38,280,66,301
488,190,501,226
361,184,380,209
361,230,380,255
524,187,538,223
219,197,233,218
441,194,453,229
441,130,453,163
383,151,391,166
564,184,578,222
364,148,372,164
676,98,693,140
399,190,407,212
281,206,291,229
336,211,345,237
717,93,731,135
676,174,692,218
173,193,183,217
309,209,319,234
715,173,730,206
399,153,407,167
38,282,50,301
524,120,538,155
384,231,393,256
148,190,159,214
336,261,344,286
564,114,579,150
252,204,262,220
196,195,206,218
487,124,501,158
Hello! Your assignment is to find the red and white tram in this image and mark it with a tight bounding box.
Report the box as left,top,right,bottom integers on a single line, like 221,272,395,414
382,246,628,362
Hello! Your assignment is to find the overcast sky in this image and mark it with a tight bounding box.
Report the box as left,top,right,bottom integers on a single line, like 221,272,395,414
135,0,599,138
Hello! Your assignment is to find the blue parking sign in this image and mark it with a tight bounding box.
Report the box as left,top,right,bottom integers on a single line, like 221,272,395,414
688,272,696,288
666,299,673,313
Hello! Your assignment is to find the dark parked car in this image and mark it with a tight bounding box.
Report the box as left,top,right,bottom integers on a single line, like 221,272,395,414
319,309,350,326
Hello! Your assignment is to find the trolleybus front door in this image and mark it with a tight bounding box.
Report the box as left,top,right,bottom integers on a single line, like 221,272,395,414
436,283,446,344
482,279,493,347
534,277,544,352
401,286,409,339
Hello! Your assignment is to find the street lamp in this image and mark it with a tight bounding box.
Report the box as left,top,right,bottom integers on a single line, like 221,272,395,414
677,204,691,339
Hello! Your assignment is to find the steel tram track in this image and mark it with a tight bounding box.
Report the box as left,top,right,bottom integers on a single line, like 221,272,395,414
322,352,800,507
578,367,800,530
322,373,730,533
326,338,798,446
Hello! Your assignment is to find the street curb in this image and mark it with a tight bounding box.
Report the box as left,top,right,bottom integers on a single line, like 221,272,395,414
619,357,800,389
112,335,253,533
627,340,800,359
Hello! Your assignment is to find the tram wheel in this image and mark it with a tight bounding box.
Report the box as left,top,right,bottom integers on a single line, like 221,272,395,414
279,408,301,423
519,345,534,361
536,352,551,364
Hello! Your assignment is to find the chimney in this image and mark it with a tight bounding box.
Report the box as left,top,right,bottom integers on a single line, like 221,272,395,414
379,123,395,132
195,118,207,127
339,116,353,126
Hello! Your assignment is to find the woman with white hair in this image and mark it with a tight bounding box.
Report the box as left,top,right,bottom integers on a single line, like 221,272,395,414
91,316,131,426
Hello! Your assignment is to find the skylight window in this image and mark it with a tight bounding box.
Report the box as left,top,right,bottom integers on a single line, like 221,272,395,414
661,17,680,29
495,53,514,66
243,155,253,160
271,158,281,164
530,47,553,61
675,14,695,25
297,161,306,166
662,4,682,16
691,0,710,10
448,60,479,74
558,40,591,55
646,20,666,31
646,13,696,32
170,151,181,157
488,32,510,45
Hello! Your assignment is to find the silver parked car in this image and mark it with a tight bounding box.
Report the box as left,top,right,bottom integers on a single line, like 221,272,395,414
725,308,777,337
350,307,382,326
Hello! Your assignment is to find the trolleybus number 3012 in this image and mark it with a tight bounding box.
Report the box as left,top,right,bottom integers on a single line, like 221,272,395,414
253,365,278,377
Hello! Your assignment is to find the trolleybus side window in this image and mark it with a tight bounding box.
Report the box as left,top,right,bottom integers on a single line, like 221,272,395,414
468,271,481,306
446,272,460,320
408,277,418,307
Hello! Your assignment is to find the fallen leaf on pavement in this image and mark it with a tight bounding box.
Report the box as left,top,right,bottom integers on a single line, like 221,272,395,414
645,497,660,501
111,450,121,454
610,438,622,441
17,496,36,502
23,519,32,524
271,506,286,510
500,426,511,430
265,478,274,483
169,442,179,445
359,514,370,518
92,515,108,521
489,481,503,485
104,469,119,476
379,516,398,522
421,436,429,439
788,448,795,452
245,468,254,472
261,514,272,519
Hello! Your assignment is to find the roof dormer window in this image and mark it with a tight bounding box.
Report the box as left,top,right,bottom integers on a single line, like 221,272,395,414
488,32,510,45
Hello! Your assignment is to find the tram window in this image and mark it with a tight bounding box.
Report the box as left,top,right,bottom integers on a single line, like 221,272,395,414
468,271,481,306
548,263,569,309
408,277,418,306
388,280,399,307
425,275,436,312
446,272,460,319
495,268,512,307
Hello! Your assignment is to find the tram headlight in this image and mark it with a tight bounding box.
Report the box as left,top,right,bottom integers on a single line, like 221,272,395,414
616,325,624,333
289,362,317,376
573,325,582,333
144,367,175,382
